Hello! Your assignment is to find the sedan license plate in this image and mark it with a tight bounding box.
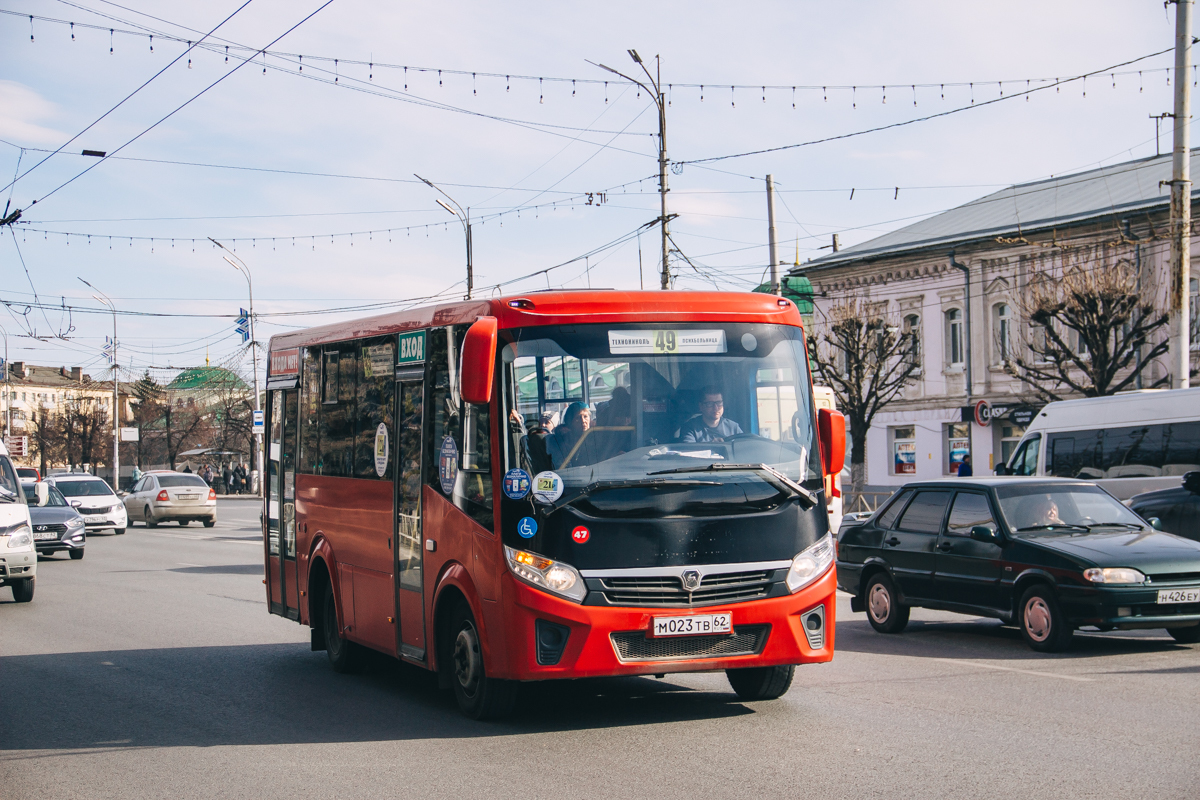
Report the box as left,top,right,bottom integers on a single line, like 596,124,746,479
1157,588,1200,604
85,515,106,523
651,613,732,637
34,530,58,540
178,494,199,501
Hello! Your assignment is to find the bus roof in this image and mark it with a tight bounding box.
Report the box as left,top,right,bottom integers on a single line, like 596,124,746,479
267,290,802,353
1026,387,1200,433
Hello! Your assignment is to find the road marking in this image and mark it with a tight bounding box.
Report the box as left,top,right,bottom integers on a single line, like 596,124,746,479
177,563,205,567
934,657,1094,682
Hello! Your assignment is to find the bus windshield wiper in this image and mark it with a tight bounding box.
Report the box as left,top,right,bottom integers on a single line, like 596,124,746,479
1016,523,1090,533
547,478,721,514
649,462,818,509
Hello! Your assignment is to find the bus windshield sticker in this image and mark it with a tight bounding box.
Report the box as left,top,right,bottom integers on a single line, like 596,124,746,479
398,330,426,365
532,471,564,504
608,330,727,355
374,423,389,477
503,468,531,500
517,516,538,538
438,436,458,494
363,344,393,378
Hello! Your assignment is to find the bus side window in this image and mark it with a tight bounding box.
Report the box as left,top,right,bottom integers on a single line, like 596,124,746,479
355,337,395,479
299,347,322,474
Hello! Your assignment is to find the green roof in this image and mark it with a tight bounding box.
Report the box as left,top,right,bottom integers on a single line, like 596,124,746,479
753,275,814,314
167,367,249,391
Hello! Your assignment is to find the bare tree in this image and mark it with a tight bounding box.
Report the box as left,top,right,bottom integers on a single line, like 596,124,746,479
57,398,110,469
130,371,164,468
163,400,208,469
808,298,921,495
1005,262,1171,400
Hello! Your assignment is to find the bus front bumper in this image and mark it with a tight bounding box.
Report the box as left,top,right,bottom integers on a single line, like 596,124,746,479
494,566,836,681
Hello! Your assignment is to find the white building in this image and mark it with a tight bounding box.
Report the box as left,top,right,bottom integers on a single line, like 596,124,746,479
794,150,1200,489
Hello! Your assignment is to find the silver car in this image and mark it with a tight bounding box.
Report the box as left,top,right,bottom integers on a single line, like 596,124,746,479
123,472,217,528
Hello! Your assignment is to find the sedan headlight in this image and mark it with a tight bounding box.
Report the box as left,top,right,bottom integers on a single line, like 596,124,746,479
66,516,85,528
6,524,33,549
504,546,586,603
1084,567,1146,584
787,533,835,593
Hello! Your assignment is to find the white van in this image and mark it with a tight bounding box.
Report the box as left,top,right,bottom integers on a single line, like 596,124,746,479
997,387,1200,500
0,438,40,602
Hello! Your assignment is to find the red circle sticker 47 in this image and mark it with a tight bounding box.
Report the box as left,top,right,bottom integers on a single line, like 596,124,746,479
571,526,590,544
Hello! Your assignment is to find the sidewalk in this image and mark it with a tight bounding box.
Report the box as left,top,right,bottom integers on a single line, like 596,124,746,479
216,494,264,502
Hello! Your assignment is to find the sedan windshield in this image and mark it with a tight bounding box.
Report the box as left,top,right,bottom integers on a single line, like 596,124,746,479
500,322,819,504
55,479,116,497
997,484,1148,532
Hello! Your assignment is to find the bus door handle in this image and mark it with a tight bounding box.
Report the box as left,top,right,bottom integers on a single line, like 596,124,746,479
884,537,901,547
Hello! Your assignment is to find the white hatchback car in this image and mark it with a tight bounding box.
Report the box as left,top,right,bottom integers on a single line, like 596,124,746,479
0,442,39,602
47,474,128,535
123,472,217,528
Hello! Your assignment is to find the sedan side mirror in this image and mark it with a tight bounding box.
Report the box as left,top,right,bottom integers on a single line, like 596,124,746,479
970,525,1003,545
1147,517,1164,531
993,463,1009,476
34,481,49,507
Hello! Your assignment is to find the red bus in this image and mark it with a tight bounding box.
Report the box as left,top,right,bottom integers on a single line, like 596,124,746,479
262,290,845,718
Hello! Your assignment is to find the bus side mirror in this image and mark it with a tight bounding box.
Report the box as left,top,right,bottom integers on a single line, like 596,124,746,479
34,481,49,507
817,408,845,477
460,316,498,405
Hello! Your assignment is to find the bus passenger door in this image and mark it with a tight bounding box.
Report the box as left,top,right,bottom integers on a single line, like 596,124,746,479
265,389,300,619
394,377,426,661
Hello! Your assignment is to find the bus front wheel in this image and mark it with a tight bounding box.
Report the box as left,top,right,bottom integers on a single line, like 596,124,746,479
445,600,516,720
726,665,794,700
323,585,365,673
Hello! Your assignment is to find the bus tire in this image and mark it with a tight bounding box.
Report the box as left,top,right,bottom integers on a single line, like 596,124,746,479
726,664,795,700
446,600,516,720
323,584,365,674
864,572,909,633
11,577,35,603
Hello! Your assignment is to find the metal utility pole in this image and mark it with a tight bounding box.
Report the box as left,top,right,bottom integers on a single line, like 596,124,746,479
415,175,473,299
79,278,119,489
209,239,264,495
1169,0,1193,389
766,174,780,295
594,51,672,288
1,324,9,442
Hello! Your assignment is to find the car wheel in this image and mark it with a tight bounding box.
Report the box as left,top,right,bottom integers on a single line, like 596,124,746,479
1019,585,1073,652
323,584,365,674
446,600,517,719
864,573,910,633
726,665,795,700
179,520,189,527
1168,624,1200,644
203,519,216,528
114,528,125,535
145,507,157,529
69,549,84,560
11,577,34,603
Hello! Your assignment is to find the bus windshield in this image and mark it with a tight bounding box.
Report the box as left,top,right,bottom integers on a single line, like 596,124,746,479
498,322,824,568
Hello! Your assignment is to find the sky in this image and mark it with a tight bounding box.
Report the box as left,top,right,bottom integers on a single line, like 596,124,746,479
0,0,1188,390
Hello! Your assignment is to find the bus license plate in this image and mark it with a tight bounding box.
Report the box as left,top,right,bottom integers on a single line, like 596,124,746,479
1158,588,1200,604
651,613,732,637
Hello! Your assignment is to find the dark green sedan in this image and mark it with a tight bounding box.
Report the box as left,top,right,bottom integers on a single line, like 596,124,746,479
836,477,1200,652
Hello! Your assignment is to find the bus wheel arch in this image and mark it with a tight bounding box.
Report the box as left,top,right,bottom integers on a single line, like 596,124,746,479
307,556,333,649
432,567,490,684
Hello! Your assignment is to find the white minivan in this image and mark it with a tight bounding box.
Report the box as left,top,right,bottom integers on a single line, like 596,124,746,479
0,439,44,602
997,387,1200,500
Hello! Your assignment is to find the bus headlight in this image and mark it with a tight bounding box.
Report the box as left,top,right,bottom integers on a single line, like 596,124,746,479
504,546,587,603
786,533,834,593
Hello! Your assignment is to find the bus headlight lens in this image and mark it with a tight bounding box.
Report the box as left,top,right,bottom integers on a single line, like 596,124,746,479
786,534,834,593
1083,567,1146,584
504,546,586,603
6,525,33,549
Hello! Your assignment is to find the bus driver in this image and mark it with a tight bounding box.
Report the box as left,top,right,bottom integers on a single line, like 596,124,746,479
679,386,743,443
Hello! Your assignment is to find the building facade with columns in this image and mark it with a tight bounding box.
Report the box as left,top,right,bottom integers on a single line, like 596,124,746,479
792,150,1200,489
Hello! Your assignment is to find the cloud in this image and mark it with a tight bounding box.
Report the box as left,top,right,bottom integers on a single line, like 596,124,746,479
0,81,65,145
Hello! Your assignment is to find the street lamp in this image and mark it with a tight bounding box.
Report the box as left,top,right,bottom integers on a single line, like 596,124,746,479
414,174,474,299
208,238,263,497
78,277,119,489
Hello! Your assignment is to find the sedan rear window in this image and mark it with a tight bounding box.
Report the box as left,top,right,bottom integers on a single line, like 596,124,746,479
157,475,208,488
55,479,116,497
896,490,952,533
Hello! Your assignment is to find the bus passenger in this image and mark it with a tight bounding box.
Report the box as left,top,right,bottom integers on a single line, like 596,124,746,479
679,386,743,443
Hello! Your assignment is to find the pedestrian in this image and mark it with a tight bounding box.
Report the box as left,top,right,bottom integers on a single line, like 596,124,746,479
182,463,193,474
222,463,233,494
235,461,248,494
131,465,142,483
957,453,973,477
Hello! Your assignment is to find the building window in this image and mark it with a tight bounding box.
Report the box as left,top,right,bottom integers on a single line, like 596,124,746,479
992,303,1011,363
903,313,921,369
945,308,964,367
891,425,917,475
945,422,971,475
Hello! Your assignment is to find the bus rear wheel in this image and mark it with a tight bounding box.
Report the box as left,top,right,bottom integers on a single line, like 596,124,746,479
726,665,794,700
446,600,516,720
323,585,365,673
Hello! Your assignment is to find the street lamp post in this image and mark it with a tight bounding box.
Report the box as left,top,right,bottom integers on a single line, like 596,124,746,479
79,278,119,489
208,239,263,496
414,174,473,299
1,323,9,443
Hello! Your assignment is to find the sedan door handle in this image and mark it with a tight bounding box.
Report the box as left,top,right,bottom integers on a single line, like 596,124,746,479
937,541,953,552
884,537,901,547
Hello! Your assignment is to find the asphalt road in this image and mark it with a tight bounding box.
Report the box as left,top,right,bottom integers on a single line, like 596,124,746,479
3,500,1198,799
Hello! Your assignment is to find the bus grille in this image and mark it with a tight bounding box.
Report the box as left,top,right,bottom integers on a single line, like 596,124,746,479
599,570,773,608
610,625,769,662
